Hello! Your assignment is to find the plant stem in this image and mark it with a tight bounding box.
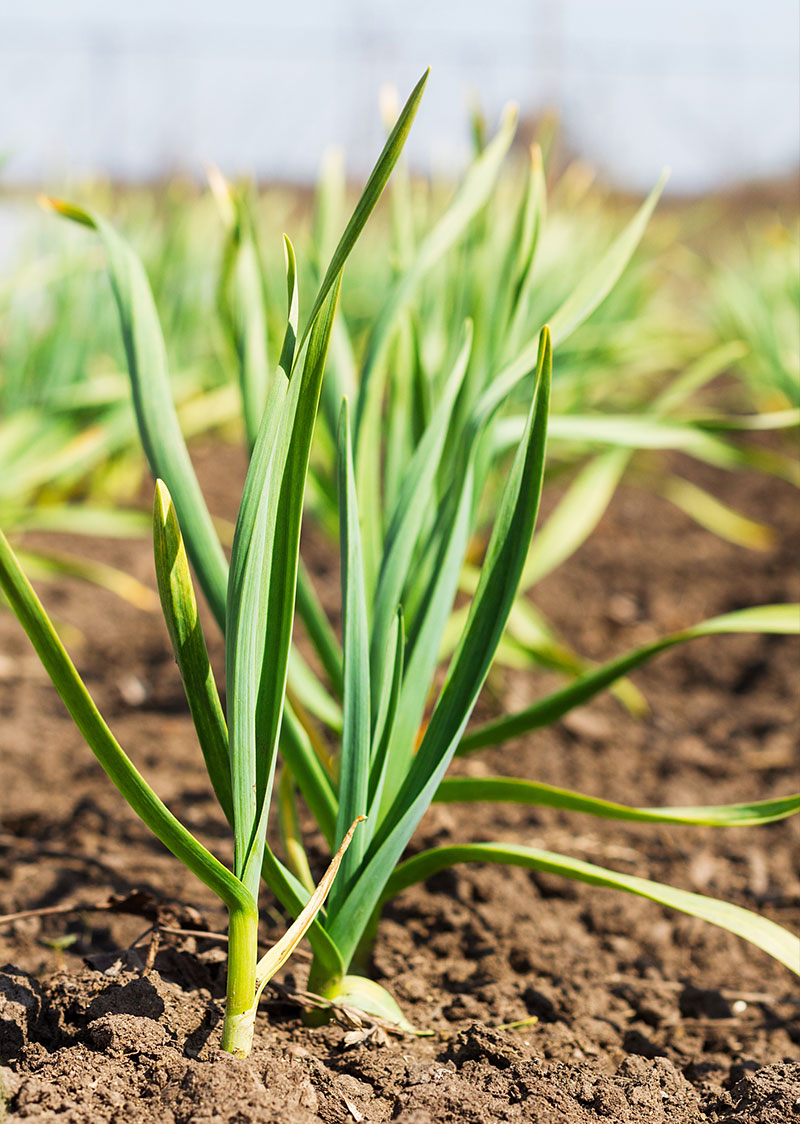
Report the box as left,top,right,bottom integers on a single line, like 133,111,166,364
221,906,259,1058
307,956,342,1000
303,959,343,1027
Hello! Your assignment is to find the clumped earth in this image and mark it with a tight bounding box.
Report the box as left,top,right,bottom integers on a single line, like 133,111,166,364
1,444,798,1122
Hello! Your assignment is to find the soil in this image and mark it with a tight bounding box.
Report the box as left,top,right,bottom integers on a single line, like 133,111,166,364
1,442,798,1123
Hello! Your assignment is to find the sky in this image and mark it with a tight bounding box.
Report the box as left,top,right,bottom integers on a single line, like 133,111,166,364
1,0,798,193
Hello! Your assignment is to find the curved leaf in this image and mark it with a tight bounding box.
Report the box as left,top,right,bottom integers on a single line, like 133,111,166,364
316,973,430,1035
548,169,669,345
0,528,250,915
459,603,800,754
434,776,800,826
12,547,158,613
254,816,366,1007
260,845,344,983
383,842,800,974
658,475,775,550
43,200,229,631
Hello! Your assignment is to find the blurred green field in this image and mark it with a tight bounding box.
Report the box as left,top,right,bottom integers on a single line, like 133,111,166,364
0,134,797,606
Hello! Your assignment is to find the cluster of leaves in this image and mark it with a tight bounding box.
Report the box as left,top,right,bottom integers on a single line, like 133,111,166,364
0,71,432,1056
707,215,800,409
212,97,800,1017
3,112,797,610
0,184,242,610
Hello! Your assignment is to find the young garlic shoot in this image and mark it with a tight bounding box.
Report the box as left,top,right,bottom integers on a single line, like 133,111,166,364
26,70,800,1034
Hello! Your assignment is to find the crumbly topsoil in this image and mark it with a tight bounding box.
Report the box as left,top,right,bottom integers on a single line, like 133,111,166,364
1,443,798,1123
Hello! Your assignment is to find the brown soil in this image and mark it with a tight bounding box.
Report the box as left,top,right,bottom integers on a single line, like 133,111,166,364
1,443,798,1123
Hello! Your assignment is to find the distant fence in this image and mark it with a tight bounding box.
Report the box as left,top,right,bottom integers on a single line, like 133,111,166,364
2,0,798,193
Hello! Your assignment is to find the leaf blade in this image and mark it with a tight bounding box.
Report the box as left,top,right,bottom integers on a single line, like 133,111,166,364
434,777,800,827
383,843,800,974
327,328,552,964
329,399,372,913
297,69,430,360
460,603,800,754
44,200,229,631
153,481,233,822
0,528,249,914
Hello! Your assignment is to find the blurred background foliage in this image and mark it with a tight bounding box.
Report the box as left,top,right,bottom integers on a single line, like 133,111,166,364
0,123,797,612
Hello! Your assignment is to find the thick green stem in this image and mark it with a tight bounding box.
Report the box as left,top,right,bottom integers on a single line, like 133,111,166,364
306,897,380,994
307,956,342,998
304,958,344,1028
349,905,382,977
221,906,259,1058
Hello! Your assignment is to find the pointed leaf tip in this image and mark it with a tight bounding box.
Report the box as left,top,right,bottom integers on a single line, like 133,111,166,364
342,814,367,842
39,197,95,227
153,479,173,523
206,164,235,227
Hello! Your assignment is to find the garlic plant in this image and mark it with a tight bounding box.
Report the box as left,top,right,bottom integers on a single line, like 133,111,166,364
3,72,798,1052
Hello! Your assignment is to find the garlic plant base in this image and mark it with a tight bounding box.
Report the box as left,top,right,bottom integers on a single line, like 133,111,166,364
312,974,432,1036
220,1008,257,1058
